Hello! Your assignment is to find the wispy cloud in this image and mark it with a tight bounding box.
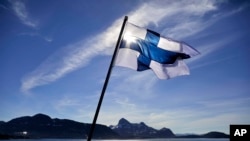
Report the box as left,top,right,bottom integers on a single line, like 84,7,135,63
115,97,136,110
9,0,38,28
53,96,83,112
187,26,243,69
111,70,158,99
21,0,237,93
20,25,119,92
0,3,9,10
19,32,53,42
128,0,218,39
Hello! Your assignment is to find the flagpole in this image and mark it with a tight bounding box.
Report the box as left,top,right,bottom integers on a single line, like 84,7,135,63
87,16,128,141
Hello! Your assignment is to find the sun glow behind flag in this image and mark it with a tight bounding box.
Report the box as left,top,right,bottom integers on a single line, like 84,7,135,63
115,23,199,79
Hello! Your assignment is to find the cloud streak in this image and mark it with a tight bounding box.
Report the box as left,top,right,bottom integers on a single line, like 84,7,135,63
9,0,38,28
128,0,218,39
21,0,233,93
19,32,53,42
0,3,8,9
20,23,121,92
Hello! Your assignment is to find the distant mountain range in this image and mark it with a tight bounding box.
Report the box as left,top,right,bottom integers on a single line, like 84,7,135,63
110,118,175,138
0,113,229,139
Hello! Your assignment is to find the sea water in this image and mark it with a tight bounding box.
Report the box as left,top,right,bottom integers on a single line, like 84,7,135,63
0,139,229,141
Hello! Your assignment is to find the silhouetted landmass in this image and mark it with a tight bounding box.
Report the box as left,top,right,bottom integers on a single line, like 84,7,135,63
110,118,175,138
0,113,119,139
203,131,230,138
0,113,229,139
176,131,229,138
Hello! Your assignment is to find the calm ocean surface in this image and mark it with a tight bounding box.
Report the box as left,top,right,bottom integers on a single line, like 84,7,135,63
1,139,229,141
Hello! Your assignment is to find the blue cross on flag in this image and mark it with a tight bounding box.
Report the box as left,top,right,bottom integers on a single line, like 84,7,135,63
115,22,199,79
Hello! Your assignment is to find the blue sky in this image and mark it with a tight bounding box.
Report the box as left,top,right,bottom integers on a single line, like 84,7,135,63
0,0,250,134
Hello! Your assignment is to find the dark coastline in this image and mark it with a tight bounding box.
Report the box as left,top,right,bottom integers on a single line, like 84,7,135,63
0,113,229,140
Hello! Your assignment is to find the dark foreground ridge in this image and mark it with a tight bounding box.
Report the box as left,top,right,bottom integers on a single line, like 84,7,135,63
0,113,118,139
0,113,229,139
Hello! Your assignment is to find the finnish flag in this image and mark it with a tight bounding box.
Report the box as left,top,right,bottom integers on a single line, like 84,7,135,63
115,23,199,79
